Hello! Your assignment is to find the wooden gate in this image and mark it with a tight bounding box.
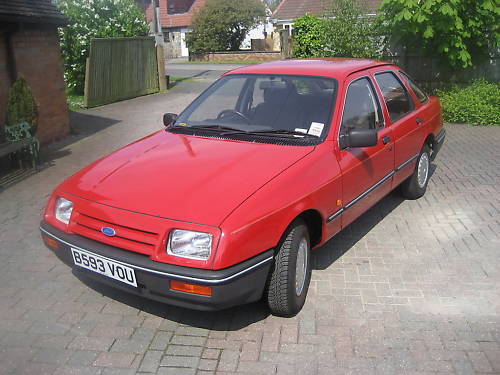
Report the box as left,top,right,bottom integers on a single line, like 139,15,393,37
84,37,161,107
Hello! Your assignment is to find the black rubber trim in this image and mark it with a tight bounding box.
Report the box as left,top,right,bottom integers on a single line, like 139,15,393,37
432,129,446,160
40,221,273,285
435,128,446,144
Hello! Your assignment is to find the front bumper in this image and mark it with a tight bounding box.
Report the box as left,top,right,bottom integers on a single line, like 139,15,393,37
40,221,273,311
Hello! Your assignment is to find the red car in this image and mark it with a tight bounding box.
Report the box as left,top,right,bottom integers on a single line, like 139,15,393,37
41,59,445,316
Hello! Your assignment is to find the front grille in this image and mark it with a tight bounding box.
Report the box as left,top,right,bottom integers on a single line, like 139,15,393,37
72,211,160,255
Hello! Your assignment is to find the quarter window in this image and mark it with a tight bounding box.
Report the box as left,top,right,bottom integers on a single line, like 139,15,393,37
399,71,428,103
341,77,383,134
375,72,414,122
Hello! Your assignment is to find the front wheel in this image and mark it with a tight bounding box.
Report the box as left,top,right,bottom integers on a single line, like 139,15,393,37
266,219,311,317
400,144,431,199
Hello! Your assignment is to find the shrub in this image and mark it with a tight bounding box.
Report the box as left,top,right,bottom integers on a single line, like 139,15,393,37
56,0,149,94
293,14,327,58
437,79,500,126
6,76,38,134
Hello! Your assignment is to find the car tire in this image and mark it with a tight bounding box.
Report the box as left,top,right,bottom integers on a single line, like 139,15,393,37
266,219,311,317
400,144,431,199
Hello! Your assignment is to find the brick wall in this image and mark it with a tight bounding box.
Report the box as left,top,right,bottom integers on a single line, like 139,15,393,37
0,34,9,138
190,51,283,63
0,26,69,145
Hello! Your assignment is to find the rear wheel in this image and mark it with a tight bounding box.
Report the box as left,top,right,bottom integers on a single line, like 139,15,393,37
400,144,431,199
266,219,311,317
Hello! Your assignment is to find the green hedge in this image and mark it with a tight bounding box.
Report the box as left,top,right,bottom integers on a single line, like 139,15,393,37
437,80,500,126
6,76,38,134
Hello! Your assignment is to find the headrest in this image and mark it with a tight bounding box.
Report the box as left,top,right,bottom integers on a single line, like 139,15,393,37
259,80,288,90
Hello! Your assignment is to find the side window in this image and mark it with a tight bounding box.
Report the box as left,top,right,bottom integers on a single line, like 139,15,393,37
399,71,428,103
375,72,415,123
341,77,383,134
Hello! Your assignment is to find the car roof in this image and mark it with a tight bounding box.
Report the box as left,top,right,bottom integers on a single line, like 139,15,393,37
224,58,394,80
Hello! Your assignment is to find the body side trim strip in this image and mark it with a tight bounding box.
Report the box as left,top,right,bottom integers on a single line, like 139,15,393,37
326,151,422,222
326,208,344,223
395,153,419,172
344,170,395,210
40,227,273,285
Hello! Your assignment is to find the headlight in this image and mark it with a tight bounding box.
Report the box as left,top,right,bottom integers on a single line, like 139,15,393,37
54,197,73,224
167,229,212,260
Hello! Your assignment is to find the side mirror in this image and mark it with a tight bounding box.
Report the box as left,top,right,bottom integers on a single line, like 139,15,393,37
163,113,178,128
339,128,378,149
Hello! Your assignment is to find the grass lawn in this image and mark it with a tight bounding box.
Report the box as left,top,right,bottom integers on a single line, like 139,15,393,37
167,76,199,89
67,92,85,111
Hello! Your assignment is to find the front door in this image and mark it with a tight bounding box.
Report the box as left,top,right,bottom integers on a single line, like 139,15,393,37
336,75,395,228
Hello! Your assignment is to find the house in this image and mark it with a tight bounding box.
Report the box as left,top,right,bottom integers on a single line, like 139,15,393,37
241,6,275,50
141,0,207,58
140,0,274,57
0,0,69,145
272,0,381,34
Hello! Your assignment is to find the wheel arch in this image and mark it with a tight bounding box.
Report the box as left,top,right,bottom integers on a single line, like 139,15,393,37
292,209,323,248
423,133,438,159
424,133,435,149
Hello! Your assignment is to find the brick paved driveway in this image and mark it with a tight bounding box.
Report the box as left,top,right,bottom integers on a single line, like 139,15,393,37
0,84,499,374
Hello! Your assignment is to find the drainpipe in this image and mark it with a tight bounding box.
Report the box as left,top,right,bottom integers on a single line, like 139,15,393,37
153,0,164,46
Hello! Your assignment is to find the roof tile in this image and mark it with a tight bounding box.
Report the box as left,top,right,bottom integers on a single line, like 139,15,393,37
272,0,381,21
0,0,66,25
159,0,207,28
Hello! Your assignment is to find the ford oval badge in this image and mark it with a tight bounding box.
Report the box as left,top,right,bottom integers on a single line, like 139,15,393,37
101,227,116,237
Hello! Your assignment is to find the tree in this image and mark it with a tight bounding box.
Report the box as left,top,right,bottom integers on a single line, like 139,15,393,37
293,0,383,59
186,0,267,54
323,0,383,58
56,0,149,94
379,0,500,69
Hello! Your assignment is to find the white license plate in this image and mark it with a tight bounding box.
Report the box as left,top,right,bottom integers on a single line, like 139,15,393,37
71,248,137,287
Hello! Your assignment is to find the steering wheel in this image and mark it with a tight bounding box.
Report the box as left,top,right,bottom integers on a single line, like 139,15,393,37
216,109,250,124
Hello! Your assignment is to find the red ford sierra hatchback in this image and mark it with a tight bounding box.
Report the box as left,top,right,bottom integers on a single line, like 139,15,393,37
41,59,445,316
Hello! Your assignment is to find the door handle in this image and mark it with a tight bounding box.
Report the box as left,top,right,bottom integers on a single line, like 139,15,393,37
382,136,391,145
416,117,423,125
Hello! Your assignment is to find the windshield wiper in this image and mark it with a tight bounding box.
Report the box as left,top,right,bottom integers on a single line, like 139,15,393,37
221,129,319,138
179,125,320,138
186,124,243,132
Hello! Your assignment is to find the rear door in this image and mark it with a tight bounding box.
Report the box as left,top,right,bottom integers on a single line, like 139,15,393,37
336,73,395,229
372,69,424,187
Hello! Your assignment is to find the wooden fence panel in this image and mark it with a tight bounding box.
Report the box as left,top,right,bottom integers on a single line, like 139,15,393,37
84,37,159,107
384,55,499,91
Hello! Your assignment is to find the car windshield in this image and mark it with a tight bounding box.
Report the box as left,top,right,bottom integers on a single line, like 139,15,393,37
173,74,337,140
